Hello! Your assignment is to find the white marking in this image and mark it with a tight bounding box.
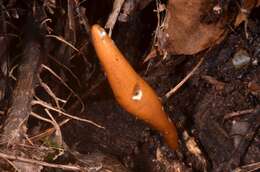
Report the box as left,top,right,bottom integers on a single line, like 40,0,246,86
99,30,106,38
132,89,143,101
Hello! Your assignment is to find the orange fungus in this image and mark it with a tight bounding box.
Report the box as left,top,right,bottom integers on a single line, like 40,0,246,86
91,24,178,150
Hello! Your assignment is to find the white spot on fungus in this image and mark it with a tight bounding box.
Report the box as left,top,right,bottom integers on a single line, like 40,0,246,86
132,89,143,101
99,29,106,38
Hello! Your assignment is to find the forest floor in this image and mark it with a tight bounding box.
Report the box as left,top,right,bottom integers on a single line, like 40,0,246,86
0,0,259,172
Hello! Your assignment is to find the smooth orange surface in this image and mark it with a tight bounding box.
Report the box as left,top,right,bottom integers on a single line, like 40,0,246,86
91,24,178,150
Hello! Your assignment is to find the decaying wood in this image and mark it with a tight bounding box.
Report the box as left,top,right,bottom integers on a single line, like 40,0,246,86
1,38,41,146
0,16,43,171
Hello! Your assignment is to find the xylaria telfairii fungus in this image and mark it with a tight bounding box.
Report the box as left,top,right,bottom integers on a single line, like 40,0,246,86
91,24,178,150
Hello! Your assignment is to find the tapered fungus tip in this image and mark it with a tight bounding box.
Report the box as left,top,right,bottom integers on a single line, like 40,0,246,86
91,24,101,33
91,24,107,40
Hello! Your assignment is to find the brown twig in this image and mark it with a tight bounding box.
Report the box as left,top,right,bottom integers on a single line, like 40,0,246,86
1,157,20,171
44,109,63,145
233,161,260,172
224,107,259,120
40,64,85,112
48,54,81,87
32,99,104,129
29,119,70,142
105,0,125,36
165,57,204,99
38,74,63,110
30,109,63,146
31,112,54,125
46,34,79,52
8,64,18,80
0,152,82,171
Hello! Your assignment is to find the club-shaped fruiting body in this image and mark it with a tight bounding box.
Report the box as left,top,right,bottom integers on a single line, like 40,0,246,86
91,24,178,150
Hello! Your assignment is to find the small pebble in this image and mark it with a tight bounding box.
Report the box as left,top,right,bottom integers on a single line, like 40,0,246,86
232,50,251,68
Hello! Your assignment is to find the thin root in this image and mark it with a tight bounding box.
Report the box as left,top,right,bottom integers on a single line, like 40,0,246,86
32,99,104,129
40,64,85,112
165,57,204,99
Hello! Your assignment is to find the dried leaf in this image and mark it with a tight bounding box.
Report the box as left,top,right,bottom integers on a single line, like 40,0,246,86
159,0,228,55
